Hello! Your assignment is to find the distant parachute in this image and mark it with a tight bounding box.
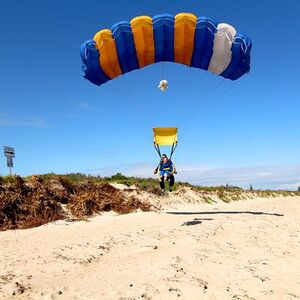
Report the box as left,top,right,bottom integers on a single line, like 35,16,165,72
80,13,252,86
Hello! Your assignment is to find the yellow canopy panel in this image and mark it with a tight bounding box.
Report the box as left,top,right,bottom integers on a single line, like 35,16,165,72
94,29,123,79
153,127,178,146
131,16,155,68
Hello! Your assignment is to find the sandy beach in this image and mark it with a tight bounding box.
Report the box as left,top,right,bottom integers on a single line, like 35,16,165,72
1,196,300,299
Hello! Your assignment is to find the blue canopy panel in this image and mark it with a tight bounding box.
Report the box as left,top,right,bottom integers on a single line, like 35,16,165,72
111,21,139,74
80,40,110,86
221,34,252,80
229,35,252,80
191,17,218,70
152,14,175,63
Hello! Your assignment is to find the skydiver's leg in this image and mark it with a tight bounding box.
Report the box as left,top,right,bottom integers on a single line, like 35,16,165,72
159,179,165,190
159,173,165,191
168,174,175,192
169,175,175,187
163,174,168,182
163,174,168,191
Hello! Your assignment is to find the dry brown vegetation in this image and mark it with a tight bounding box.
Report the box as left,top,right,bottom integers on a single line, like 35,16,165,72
0,175,151,231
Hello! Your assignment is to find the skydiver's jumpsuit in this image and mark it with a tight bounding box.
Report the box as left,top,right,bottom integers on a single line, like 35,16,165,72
159,160,174,177
158,160,176,190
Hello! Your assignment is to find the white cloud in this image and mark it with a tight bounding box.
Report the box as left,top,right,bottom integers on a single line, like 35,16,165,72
77,101,99,111
0,113,47,128
89,162,300,190
278,182,300,190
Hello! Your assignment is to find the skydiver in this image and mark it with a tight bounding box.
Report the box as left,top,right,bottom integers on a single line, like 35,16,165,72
154,154,177,192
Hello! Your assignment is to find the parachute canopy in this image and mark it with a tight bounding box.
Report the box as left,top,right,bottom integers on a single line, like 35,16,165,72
153,127,178,146
80,13,252,86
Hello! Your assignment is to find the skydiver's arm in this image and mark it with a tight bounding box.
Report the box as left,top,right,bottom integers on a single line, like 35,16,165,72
154,161,162,174
171,163,177,174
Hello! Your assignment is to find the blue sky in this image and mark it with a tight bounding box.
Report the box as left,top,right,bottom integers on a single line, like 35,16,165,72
0,0,299,189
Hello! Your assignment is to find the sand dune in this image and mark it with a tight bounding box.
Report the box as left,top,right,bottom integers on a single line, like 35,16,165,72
1,196,300,299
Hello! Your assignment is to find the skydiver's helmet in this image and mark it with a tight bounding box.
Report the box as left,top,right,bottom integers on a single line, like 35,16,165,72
158,80,168,91
161,154,168,161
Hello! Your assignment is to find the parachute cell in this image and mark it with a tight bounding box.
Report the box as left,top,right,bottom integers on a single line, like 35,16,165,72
153,14,175,63
131,16,155,67
80,12,252,86
94,29,123,79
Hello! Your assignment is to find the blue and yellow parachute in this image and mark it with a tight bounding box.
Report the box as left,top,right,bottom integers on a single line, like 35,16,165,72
80,13,252,86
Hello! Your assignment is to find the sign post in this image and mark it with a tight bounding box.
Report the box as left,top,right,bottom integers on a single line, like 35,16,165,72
3,146,15,175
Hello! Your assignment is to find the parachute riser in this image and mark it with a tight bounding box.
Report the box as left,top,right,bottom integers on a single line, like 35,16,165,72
153,141,178,160
154,143,162,158
169,142,178,160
